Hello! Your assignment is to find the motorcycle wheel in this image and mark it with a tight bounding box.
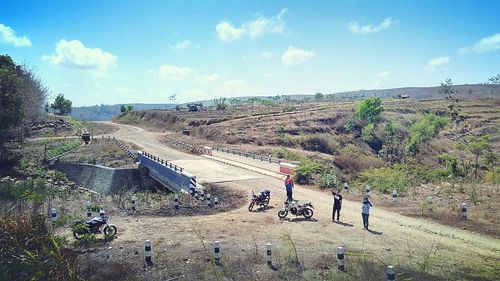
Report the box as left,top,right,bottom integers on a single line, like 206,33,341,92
73,227,90,240
278,210,288,219
104,225,117,237
248,201,255,212
302,208,314,219
262,197,270,207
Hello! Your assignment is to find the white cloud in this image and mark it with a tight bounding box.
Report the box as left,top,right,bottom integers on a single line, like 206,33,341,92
157,64,192,79
198,73,219,83
377,70,390,78
42,39,117,70
223,79,244,90
425,56,450,71
348,18,397,34
245,9,286,39
0,23,31,47
264,72,274,78
260,51,273,60
216,9,286,42
170,39,192,50
459,33,500,54
216,22,246,42
281,46,314,66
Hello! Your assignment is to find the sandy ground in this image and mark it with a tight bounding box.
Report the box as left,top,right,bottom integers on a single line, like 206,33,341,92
90,121,500,279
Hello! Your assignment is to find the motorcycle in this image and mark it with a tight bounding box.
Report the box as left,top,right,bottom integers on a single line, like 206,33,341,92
248,189,271,211
278,200,314,219
72,215,117,239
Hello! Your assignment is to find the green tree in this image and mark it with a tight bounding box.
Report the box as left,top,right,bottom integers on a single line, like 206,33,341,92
439,78,456,99
120,105,126,113
408,114,448,154
466,135,490,180
314,92,324,100
0,55,47,156
50,94,72,115
488,74,500,84
361,123,374,143
214,97,227,111
126,105,134,112
356,97,383,124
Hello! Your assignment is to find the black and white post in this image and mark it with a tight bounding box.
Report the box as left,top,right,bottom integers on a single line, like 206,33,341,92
392,189,398,204
266,242,272,267
461,203,468,220
387,265,396,281
174,194,179,210
427,196,433,212
214,196,219,208
144,240,152,265
214,240,221,264
200,189,205,201
86,207,92,219
337,246,345,271
99,209,105,217
131,194,137,210
206,194,212,207
50,208,57,222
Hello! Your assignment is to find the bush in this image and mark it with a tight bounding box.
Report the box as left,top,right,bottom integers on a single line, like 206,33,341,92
484,167,499,184
408,114,448,154
360,165,408,193
294,160,323,184
272,148,306,161
298,134,337,154
318,171,339,189
356,97,383,124
361,123,374,143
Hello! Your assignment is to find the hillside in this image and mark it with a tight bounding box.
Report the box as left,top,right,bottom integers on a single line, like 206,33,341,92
72,84,499,121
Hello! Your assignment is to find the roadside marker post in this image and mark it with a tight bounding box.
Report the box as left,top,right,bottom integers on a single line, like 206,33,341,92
392,189,398,205
266,243,272,267
144,240,152,265
214,241,221,264
427,196,433,212
86,208,92,218
387,265,396,281
214,196,219,208
337,246,345,271
99,209,105,217
461,203,468,220
50,208,57,222
174,194,179,210
206,194,212,207
131,194,137,210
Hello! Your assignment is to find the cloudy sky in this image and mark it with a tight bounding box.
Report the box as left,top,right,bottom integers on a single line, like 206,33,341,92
1,0,499,106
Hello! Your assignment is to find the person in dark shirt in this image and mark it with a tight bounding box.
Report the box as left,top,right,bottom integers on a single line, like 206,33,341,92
284,175,294,202
332,189,343,221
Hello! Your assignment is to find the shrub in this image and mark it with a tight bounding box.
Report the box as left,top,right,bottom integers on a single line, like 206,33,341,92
298,134,337,154
360,165,408,193
356,97,383,124
408,114,448,154
484,167,499,184
275,123,286,138
318,171,339,189
272,148,306,161
361,123,374,143
294,160,323,184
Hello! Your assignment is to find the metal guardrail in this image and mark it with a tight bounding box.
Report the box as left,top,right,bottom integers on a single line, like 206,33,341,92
112,137,138,160
211,146,282,164
139,151,184,172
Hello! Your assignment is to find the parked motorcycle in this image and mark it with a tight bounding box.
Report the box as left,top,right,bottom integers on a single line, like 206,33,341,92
72,215,117,239
248,189,271,211
278,200,314,219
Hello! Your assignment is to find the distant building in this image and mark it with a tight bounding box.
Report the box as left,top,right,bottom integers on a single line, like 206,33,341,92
397,94,410,99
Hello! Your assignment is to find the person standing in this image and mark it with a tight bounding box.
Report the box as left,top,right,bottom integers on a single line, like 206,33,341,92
284,175,294,202
361,197,373,230
332,189,342,221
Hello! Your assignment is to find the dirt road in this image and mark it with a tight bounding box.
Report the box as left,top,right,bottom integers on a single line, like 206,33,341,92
97,121,500,279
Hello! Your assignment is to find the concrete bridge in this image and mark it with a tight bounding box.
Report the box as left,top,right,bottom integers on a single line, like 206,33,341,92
138,151,196,193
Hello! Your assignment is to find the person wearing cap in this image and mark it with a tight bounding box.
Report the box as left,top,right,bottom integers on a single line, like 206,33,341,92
284,174,294,202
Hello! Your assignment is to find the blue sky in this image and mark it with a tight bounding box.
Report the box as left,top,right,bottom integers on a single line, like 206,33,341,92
1,0,499,106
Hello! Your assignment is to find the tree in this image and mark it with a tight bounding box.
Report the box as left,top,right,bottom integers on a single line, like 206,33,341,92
126,105,134,112
214,97,227,111
408,114,448,154
0,55,47,157
439,78,456,99
168,94,177,102
466,135,491,180
488,74,500,84
120,105,126,113
50,94,72,115
356,97,383,124
315,92,324,100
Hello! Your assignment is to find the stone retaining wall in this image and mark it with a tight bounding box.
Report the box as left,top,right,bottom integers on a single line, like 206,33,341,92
50,163,139,194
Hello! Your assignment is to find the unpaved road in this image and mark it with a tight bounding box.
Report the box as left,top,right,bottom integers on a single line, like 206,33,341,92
97,121,500,279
